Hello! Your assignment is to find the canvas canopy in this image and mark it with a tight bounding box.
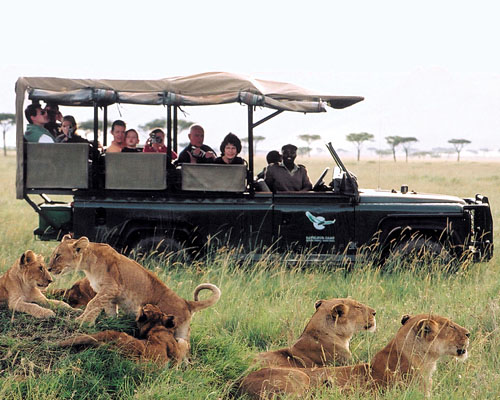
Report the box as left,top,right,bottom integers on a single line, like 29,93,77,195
16,72,363,197
15,71,363,140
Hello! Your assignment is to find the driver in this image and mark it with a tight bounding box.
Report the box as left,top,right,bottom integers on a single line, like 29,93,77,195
265,144,312,192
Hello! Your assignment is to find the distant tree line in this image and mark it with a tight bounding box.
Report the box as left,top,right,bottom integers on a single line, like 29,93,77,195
0,110,482,162
345,132,473,162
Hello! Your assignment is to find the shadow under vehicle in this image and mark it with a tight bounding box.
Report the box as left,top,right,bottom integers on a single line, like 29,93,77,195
15,73,493,264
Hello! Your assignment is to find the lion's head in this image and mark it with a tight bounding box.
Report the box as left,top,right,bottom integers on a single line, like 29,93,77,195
136,304,177,338
399,314,470,360
309,298,376,337
19,250,53,289
48,234,90,275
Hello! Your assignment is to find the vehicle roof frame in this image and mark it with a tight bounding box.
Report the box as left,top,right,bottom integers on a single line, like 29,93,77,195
15,73,364,198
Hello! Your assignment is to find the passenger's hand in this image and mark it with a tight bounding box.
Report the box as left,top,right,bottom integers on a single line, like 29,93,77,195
205,151,216,159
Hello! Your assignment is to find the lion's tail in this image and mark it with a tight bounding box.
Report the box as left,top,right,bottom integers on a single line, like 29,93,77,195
189,283,221,312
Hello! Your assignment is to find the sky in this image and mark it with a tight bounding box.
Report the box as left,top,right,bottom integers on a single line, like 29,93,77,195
2,0,500,158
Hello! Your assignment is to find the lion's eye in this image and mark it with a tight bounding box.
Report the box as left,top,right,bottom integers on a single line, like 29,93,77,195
55,254,60,260
39,266,43,271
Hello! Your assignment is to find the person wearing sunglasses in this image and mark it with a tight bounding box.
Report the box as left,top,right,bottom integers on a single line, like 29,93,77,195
24,102,55,143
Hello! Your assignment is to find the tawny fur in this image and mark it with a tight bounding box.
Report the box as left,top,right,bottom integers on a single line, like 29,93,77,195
255,298,376,368
240,314,470,399
0,250,74,318
57,304,188,365
47,277,96,308
48,235,221,344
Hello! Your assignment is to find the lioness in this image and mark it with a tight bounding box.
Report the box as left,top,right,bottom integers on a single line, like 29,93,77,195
47,235,221,343
47,277,96,308
255,298,376,368
240,313,470,399
0,250,74,318
57,304,189,366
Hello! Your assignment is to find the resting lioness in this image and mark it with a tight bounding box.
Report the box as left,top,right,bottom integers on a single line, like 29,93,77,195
57,304,189,366
0,250,74,318
255,298,376,368
240,313,470,399
48,235,221,343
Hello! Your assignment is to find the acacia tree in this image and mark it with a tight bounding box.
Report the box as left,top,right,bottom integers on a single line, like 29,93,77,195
385,136,405,162
139,118,192,133
297,134,321,157
448,139,471,162
346,132,374,161
399,137,418,162
0,113,15,156
241,135,266,156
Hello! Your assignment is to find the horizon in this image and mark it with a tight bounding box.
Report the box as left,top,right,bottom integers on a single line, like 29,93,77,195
2,1,500,154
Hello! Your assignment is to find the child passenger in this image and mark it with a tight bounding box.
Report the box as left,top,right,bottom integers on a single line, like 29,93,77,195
121,129,142,153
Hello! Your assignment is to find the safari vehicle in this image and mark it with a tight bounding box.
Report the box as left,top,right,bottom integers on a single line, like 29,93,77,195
15,73,493,264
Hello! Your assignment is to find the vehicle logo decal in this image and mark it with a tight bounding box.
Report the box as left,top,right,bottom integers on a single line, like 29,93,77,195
305,211,336,231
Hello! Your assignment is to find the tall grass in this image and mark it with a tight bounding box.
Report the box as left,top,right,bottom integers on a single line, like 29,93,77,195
0,155,499,399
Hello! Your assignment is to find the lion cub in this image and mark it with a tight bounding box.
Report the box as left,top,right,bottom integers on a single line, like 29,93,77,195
48,235,221,345
255,298,376,368
48,277,96,308
0,250,73,318
57,304,189,366
240,313,470,399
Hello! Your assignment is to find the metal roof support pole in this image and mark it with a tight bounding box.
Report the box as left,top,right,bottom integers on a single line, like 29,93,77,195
252,109,283,128
166,105,172,166
93,102,99,147
247,105,254,192
173,106,178,153
103,106,108,147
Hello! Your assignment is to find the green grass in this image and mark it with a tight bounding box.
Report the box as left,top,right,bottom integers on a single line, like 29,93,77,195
0,155,499,399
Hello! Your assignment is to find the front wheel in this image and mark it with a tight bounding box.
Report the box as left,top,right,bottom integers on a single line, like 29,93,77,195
383,235,454,270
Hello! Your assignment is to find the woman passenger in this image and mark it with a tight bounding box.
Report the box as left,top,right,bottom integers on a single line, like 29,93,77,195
144,128,178,159
214,133,245,165
56,116,89,144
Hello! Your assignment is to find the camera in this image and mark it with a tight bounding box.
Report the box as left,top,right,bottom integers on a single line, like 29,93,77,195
191,145,206,158
149,132,163,144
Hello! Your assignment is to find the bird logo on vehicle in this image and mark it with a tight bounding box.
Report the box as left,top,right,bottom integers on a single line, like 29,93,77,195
305,211,336,231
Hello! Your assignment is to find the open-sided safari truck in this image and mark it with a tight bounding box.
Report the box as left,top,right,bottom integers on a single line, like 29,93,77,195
15,72,493,264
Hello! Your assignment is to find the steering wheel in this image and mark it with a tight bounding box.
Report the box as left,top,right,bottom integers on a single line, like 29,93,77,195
312,167,330,191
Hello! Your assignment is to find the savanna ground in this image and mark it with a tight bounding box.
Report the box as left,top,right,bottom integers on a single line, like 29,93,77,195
0,154,499,399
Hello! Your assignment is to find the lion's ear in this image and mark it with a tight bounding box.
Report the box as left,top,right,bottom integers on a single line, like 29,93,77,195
331,304,348,320
137,308,148,323
161,314,177,328
415,318,438,338
20,250,36,268
163,314,176,328
62,234,73,242
401,314,411,325
314,300,324,309
73,237,90,254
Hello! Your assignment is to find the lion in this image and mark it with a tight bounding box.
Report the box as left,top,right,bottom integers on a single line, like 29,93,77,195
47,235,221,345
47,277,96,308
255,298,376,368
57,304,189,366
0,250,74,318
239,313,470,399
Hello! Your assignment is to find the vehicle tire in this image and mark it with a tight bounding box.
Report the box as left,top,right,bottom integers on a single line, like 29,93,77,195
131,236,188,263
383,235,453,270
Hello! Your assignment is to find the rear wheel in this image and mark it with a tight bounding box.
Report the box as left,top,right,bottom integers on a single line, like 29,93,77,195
131,236,189,263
